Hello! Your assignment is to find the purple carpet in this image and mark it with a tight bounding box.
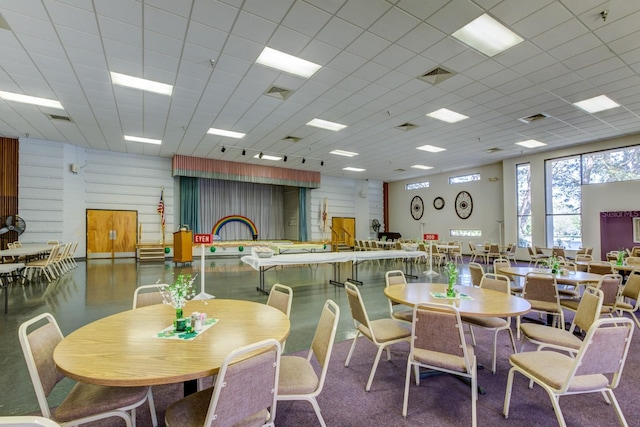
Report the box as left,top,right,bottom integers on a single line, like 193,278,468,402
81,319,640,426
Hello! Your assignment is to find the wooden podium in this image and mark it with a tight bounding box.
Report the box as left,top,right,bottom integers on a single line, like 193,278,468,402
173,230,193,264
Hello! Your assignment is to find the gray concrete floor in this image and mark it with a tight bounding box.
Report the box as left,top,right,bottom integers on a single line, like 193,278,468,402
0,255,470,417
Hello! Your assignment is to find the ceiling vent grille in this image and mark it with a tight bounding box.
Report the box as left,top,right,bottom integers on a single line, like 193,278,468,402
394,168,406,172
417,66,456,84
518,113,549,124
264,85,293,100
282,136,301,143
47,114,73,122
485,147,502,153
394,122,418,131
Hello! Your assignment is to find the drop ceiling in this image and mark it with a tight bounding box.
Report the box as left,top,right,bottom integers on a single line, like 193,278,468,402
1,0,640,182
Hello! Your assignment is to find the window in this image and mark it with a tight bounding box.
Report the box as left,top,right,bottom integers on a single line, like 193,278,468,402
450,229,482,237
449,173,480,184
545,156,582,249
516,163,531,248
582,145,640,184
406,181,429,190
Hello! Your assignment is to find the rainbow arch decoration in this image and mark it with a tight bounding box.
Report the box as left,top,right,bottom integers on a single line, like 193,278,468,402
212,215,258,240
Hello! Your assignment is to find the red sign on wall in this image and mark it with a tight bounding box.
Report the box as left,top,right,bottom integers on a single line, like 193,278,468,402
193,234,213,244
424,233,439,241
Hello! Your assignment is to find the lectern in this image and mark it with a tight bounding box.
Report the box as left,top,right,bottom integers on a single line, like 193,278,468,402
173,230,193,264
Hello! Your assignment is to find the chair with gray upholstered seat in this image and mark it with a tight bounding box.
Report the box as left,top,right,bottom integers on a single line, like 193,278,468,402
277,300,339,427
344,281,411,392
19,313,157,427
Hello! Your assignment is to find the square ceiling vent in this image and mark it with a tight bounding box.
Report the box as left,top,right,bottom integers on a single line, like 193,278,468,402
47,114,73,122
264,85,293,100
394,122,418,131
282,136,301,143
417,66,456,85
518,113,549,124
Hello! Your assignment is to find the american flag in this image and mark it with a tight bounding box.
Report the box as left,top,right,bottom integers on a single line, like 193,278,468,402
157,189,165,226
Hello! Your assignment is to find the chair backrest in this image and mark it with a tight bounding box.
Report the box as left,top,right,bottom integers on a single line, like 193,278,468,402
535,246,544,255
479,273,511,294
508,244,517,255
133,284,167,309
47,240,59,245
0,416,61,426
18,313,65,419
411,302,473,370
527,246,535,256
560,317,634,393
345,281,372,335
385,270,407,286
468,262,484,287
204,339,281,427
7,242,14,249
571,286,603,333
552,247,565,258
621,270,640,301
625,256,640,265
632,246,640,257
523,272,558,303
488,244,500,255
575,254,593,262
13,241,22,248
588,261,614,275
493,258,511,273
266,284,293,317
559,261,577,271
308,300,340,394
597,274,622,307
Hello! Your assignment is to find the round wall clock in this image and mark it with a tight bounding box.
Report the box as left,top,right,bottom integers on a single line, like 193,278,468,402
410,196,424,220
455,191,473,219
433,196,445,210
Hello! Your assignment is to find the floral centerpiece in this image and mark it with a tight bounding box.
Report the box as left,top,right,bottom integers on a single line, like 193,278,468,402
543,256,561,274
445,261,458,297
160,273,197,320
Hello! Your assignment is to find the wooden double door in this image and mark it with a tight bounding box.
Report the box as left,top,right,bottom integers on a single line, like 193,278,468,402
86,209,137,259
331,217,355,249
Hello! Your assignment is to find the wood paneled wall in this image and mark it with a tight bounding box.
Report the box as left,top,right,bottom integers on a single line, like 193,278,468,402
0,137,19,249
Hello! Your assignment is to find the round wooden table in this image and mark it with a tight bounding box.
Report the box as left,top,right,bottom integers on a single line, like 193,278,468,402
384,283,531,318
497,266,602,286
54,299,290,387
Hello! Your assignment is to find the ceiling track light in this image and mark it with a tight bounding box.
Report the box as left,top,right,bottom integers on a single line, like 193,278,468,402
242,149,246,155
259,152,263,159
321,161,324,166
302,158,306,164
221,146,226,153
283,155,287,162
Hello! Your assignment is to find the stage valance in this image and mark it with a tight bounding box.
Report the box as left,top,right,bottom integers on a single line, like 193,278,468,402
172,155,320,188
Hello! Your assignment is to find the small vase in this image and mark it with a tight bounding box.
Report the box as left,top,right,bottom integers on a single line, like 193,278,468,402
175,308,183,319
446,282,456,298
174,308,187,332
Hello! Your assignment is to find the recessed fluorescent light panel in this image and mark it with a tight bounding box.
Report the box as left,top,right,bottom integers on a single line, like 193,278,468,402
416,144,446,153
515,139,547,148
0,90,64,109
253,154,282,161
110,72,173,96
330,149,358,157
124,135,162,145
256,47,321,78
306,118,347,131
573,95,620,113
207,128,246,139
452,14,523,57
427,108,468,123
411,165,433,170
343,167,365,172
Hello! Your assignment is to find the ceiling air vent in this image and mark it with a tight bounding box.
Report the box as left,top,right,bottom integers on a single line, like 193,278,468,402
518,113,549,124
48,114,73,122
264,85,293,100
394,122,418,131
417,66,456,84
393,168,406,172
485,147,502,153
282,136,301,143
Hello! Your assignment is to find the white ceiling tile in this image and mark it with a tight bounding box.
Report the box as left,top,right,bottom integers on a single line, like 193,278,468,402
396,0,449,21
490,0,554,25
512,2,572,39
243,0,294,24
395,23,446,54
425,0,483,34
98,15,142,47
345,31,391,60
337,0,391,30
267,25,311,55
531,19,589,51
316,16,363,49
192,0,239,33
282,1,331,37
368,7,420,42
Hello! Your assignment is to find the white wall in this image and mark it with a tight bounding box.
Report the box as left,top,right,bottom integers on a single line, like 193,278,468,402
388,163,504,252
19,138,174,258
503,134,640,260
18,139,380,255
309,176,383,242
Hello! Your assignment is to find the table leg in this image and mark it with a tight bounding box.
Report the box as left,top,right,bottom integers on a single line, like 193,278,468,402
346,261,363,286
184,379,197,396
